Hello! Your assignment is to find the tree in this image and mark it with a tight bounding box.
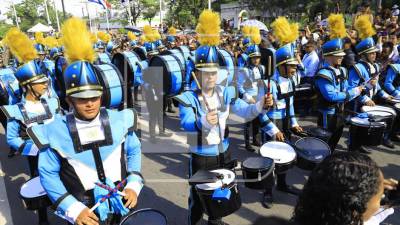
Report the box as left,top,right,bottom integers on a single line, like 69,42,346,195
142,0,159,25
5,0,71,32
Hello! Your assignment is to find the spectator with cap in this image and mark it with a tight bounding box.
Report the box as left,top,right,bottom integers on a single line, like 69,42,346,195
392,4,399,17
301,40,319,84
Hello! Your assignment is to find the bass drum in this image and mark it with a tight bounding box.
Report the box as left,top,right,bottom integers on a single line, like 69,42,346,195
112,51,146,87
175,45,191,61
120,208,167,225
148,55,184,96
97,53,112,64
217,49,235,85
93,63,125,110
133,46,147,61
0,67,20,105
161,49,186,70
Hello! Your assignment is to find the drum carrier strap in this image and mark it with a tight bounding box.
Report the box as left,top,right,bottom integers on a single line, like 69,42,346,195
66,107,113,183
17,98,53,125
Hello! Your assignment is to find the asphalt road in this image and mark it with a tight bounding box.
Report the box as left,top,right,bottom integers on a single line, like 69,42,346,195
0,98,399,225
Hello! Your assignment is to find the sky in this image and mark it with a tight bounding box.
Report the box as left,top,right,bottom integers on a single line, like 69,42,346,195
0,0,108,21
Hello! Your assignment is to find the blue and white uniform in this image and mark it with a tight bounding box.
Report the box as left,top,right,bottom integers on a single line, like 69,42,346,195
384,63,400,98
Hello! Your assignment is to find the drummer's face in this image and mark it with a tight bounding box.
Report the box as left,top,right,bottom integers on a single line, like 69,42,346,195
366,52,377,63
199,70,218,90
251,57,260,66
70,96,102,120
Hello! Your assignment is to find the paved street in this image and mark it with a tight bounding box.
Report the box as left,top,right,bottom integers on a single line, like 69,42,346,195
0,99,399,225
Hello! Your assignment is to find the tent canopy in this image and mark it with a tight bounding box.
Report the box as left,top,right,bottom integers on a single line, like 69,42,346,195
27,23,54,33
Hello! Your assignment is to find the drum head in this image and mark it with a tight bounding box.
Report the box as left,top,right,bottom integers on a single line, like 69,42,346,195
20,177,47,198
120,208,167,225
395,103,400,109
260,141,296,164
295,137,330,161
242,156,274,172
196,169,235,191
361,105,396,116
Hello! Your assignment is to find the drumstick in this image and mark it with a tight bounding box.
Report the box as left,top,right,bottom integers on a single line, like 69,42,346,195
191,72,212,112
95,182,126,197
90,179,128,212
267,56,271,97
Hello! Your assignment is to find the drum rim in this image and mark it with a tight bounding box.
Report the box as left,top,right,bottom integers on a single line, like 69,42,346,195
350,117,386,127
195,169,236,191
93,63,125,109
361,106,397,115
149,54,184,95
294,137,331,160
241,156,275,172
119,208,168,225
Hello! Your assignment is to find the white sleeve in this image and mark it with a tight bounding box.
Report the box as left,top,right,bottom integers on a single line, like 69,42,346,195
124,181,143,196
63,201,87,224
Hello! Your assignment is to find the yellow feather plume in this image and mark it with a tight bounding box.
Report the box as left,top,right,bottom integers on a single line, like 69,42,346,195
127,31,136,41
250,26,261,45
153,29,161,40
61,17,95,63
35,32,45,45
89,33,97,44
271,17,298,46
143,25,158,42
242,26,252,38
97,31,111,43
327,14,347,39
168,27,177,35
195,10,220,46
4,28,37,63
355,15,376,40
44,36,59,48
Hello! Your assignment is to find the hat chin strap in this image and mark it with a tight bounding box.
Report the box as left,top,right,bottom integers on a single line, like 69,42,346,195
26,84,41,101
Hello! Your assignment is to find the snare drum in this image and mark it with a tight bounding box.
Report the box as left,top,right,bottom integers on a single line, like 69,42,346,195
195,169,241,219
93,63,125,109
295,137,331,170
241,157,274,190
305,127,332,144
20,177,52,210
119,208,167,225
361,106,395,131
349,116,385,146
260,141,297,174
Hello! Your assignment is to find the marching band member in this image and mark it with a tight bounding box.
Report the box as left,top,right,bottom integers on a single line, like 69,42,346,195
96,31,112,64
2,27,61,225
166,27,177,49
314,14,364,151
349,15,397,150
237,27,265,151
237,26,252,68
28,18,143,225
174,10,272,225
384,63,400,99
258,17,304,208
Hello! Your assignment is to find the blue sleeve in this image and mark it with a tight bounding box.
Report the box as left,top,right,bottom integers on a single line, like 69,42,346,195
125,131,143,183
6,120,25,152
384,67,399,96
38,148,80,213
348,68,369,103
289,97,298,127
231,98,261,121
315,78,348,102
178,104,202,132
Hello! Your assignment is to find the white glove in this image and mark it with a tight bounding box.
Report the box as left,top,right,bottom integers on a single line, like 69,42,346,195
364,207,394,225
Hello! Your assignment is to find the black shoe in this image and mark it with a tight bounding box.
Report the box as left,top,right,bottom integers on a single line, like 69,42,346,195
208,219,229,225
383,139,395,149
277,184,301,196
358,146,372,154
261,192,273,208
245,144,256,152
252,139,261,147
391,134,400,142
159,131,173,137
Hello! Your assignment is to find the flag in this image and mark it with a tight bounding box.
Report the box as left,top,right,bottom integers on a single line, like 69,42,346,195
88,0,111,9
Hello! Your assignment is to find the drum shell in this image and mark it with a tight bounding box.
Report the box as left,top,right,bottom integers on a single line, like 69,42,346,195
119,208,168,225
93,63,125,109
295,137,331,171
274,160,295,174
217,49,235,85
148,55,184,96
133,47,147,61
112,51,144,87
196,182,241,218
306,127,332,144
241,157,275,190
175,45,191,61
20,178,52,210
349,121,385,146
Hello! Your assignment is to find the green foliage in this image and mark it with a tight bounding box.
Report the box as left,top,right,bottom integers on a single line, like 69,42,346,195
0,23,13,38
142,0,159,25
